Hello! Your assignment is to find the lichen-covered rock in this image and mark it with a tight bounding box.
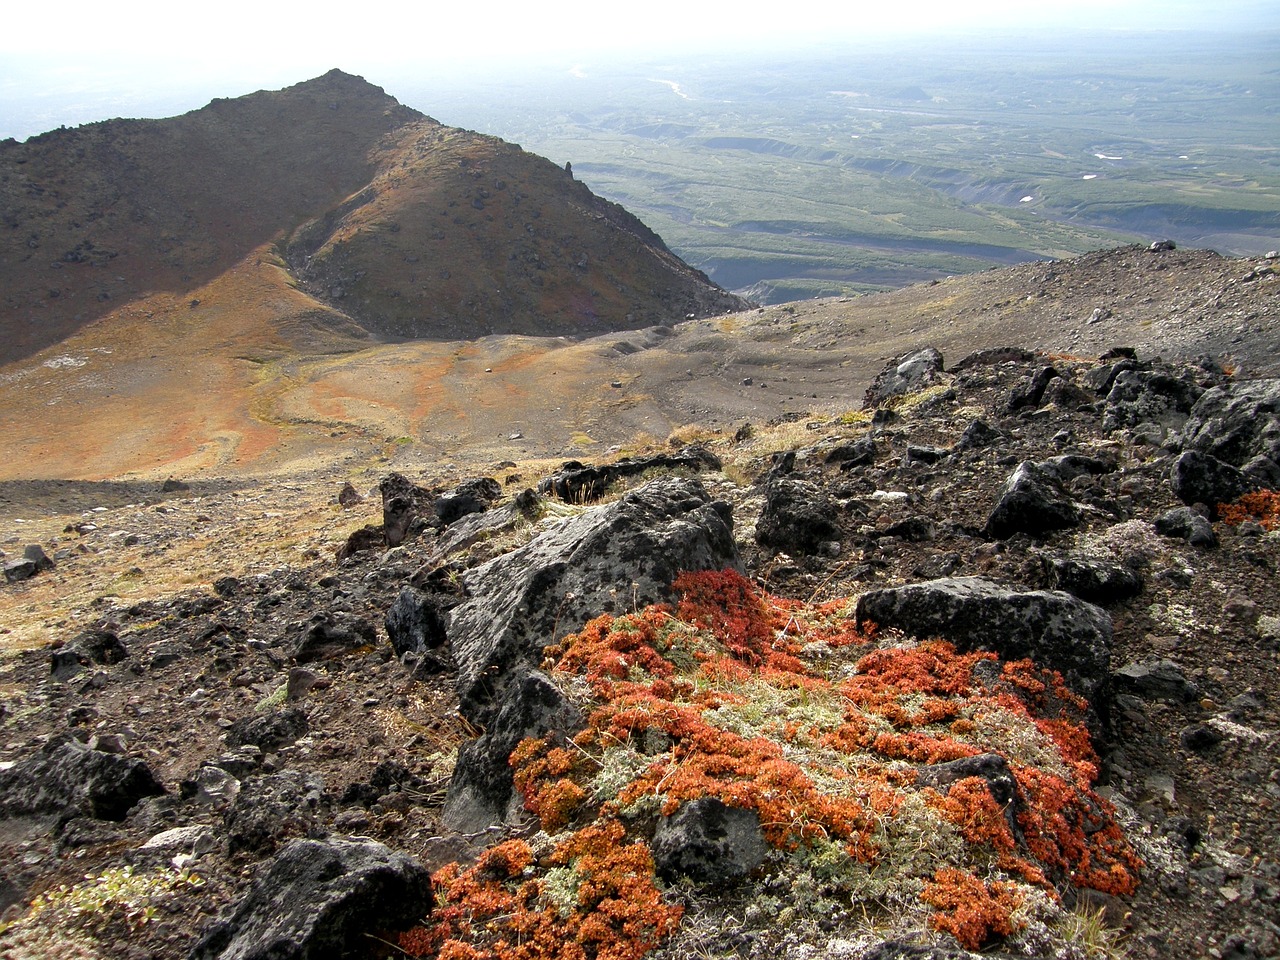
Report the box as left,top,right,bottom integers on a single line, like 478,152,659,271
189,836,431,960
223,770,326,855
1043,555,1144,605
1179,378,1280,465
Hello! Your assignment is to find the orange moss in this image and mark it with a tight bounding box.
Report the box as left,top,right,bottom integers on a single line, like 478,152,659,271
412,570,1141,958
921,867,1026,950
1218,489,1280,530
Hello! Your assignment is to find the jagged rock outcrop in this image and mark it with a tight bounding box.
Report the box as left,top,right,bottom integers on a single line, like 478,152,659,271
189,836,431,960
863,347,946,408
442,477,740,831
447,476,740,721
536,446,722,503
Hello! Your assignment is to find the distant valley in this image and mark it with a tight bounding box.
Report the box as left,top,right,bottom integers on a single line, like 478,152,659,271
399,31,1280,301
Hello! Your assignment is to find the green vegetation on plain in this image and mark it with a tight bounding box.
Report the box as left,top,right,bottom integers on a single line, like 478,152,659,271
403,30,1280,300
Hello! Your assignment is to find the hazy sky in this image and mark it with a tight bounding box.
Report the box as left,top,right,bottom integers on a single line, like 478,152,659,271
2,0,1277,140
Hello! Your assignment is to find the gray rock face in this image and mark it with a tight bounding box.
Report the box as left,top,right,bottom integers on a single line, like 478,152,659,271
189,836,432,960
985,461,1081,540
1179,378,1280,466
863,347,945,408
651,797,768,885
0,735,164,821
854,577,1113,718
448,476,740,723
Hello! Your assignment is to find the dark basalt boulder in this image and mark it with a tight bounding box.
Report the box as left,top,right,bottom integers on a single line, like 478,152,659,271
855,577,1113,721
385,586,448,657
985,461,1081,540
1043,556,1144,605
380,472,437,547
863,347,945,408
651,797,768,884
447,476,739,724
1154,506,1219,548
434,476,502,526
0,735,164,821
223,770,326,855
293,612,377,663
755,476,840,554
537,445,721,504
1169,451,1258,514
189,836,432,960
50,628,128,680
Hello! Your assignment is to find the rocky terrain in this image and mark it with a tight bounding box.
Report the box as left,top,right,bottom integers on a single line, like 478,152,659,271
1,338,1278,960
2,68,1279,960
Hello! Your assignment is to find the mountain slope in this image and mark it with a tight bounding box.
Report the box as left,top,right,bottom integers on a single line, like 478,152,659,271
0,70,746,366
0,70,423,362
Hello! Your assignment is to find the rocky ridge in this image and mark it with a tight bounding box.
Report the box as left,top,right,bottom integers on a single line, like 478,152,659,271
0,344,1277,960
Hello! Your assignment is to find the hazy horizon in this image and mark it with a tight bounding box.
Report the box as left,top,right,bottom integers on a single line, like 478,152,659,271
3,0,1279,142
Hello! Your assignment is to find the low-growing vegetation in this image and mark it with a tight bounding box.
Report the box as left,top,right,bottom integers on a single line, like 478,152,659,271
401,569,1140,958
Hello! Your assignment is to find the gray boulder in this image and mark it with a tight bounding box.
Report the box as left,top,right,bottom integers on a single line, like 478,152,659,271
224,770,326,855
189,836,431,960
985,461,1081,540
855,577,1113,718
448,476,739,723
755,476,840,554
1042,556,1144,605
651,797,768,885
1169,451,1257,512
1154,506,1218,548
50,628,128,680
0,735,164,821
384,587,447,657
1179,378,1280,466
863,347,945,408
